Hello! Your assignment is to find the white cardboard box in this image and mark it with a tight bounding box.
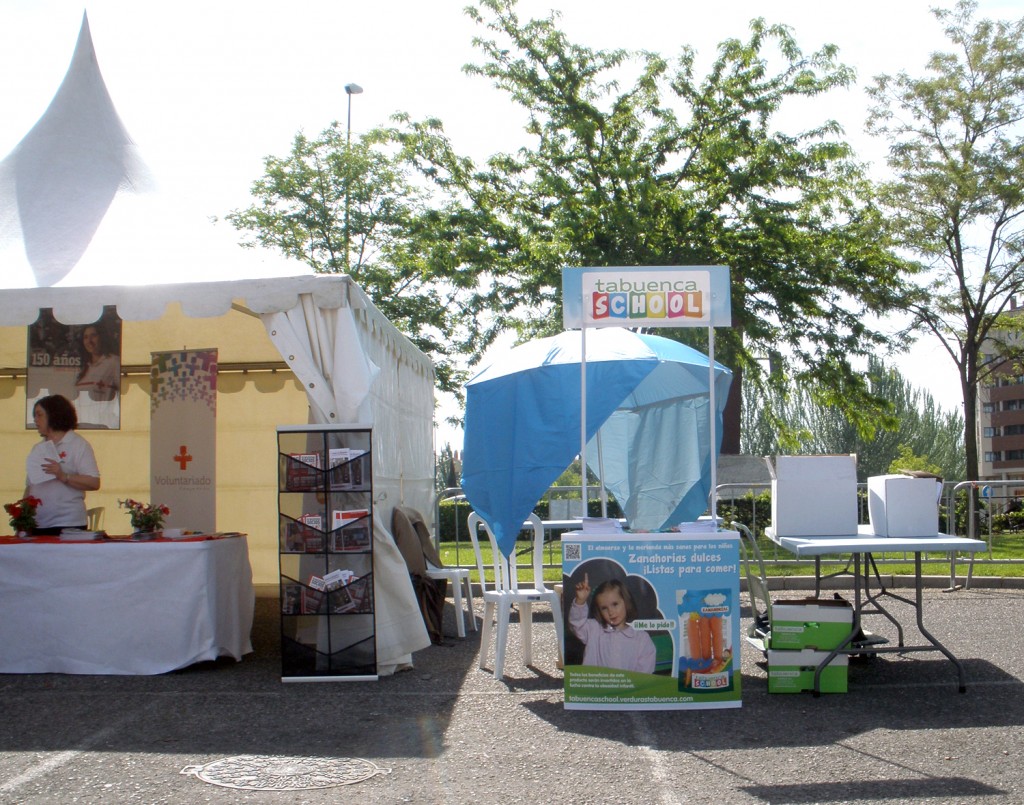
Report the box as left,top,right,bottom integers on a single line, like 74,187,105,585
767,455,858,537
867,474,940,537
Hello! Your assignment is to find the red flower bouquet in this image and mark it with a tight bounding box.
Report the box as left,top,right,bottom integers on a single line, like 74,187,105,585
119,499,170,533
5,495,42,534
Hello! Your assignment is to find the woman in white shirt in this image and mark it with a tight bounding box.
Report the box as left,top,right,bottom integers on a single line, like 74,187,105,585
25,395,101,535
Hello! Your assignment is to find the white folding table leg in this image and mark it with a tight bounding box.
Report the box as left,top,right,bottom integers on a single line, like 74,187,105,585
551,596,565,665
479,600,496,671
462,574,477,633
494,600,511,679
520,602,533,667
450,574,467,638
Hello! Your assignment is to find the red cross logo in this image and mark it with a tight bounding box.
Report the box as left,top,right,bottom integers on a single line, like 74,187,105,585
174,445,192,471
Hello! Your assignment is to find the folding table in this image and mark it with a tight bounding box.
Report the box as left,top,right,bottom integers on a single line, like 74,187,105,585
765,526,986,694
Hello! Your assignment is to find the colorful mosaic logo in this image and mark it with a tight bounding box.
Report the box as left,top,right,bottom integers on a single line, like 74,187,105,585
150,350,218,413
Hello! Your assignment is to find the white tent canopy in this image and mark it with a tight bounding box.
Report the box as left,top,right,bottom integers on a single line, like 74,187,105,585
0,13,437,673
0,11,305,288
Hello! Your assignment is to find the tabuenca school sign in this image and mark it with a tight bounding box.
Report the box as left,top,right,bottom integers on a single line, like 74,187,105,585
562,266,732,330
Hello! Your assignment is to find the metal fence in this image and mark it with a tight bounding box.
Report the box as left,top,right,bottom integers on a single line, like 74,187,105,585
435,480,1024,573
710,479,1024,572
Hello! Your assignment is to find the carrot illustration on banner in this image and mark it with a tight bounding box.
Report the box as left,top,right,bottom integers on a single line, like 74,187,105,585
678,589,734,693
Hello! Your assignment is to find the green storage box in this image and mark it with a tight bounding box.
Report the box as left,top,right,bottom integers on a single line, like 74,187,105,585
769,599,853,651
767,649,848,693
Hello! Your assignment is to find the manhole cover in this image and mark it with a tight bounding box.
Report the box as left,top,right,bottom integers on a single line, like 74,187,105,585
181,755,391,791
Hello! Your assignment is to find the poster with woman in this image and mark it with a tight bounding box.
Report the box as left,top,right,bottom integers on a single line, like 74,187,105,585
26,307,122,430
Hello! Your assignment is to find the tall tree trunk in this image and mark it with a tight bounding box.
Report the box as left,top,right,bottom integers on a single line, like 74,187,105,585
721,364,742,455
962,378,979,482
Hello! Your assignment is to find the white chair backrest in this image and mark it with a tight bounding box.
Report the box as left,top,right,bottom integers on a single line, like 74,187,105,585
467,512,547,594
467,512,501,595
517,513,547,593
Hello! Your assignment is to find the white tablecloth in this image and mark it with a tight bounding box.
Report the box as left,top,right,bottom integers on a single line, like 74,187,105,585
0,536,255,675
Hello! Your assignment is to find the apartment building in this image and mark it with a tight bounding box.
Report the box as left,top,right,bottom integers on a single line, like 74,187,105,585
979,299,1024,489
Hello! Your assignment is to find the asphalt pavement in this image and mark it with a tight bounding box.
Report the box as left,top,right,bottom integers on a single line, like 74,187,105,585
2,580,1024,804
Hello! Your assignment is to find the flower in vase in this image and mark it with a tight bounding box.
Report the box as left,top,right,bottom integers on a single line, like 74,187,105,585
5,495,42,534
119,499,170,533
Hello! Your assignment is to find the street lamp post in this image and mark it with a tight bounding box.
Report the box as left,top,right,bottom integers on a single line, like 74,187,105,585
343,83,363,273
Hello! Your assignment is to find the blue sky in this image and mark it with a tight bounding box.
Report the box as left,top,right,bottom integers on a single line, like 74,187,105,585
3,0,1020,443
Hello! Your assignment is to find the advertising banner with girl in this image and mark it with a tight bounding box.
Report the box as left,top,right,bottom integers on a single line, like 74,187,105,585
562,530,741,710
26,307,122,430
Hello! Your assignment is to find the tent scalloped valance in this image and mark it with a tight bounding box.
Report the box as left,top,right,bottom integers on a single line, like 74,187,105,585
0,274,361,326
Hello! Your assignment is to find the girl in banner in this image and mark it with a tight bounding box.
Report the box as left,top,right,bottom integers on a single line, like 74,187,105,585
570,573,656,673
25,395,101,535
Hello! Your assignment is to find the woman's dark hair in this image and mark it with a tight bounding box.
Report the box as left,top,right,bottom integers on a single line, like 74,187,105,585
75,323,117,383
589,578,638,624
80,322,116,355
35,395,78,432
77,319,115,366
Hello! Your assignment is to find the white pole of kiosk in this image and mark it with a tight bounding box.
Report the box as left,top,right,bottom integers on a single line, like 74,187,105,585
579,323,588,520
707,324,718,524
580,322,612,521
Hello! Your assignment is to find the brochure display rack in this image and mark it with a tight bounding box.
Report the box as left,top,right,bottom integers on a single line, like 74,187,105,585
277,424,376,681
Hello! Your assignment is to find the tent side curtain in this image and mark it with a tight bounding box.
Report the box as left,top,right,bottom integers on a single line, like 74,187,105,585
256,277,433,422
357,307,437,520
461,360,656,552
256,277,436,513
255,277,435,675
261,297,378,424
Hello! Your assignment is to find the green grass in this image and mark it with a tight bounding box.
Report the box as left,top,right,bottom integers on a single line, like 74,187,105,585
439,539,565,584
439,530,1024,583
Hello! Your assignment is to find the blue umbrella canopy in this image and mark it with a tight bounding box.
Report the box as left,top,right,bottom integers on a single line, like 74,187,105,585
461,328,733,555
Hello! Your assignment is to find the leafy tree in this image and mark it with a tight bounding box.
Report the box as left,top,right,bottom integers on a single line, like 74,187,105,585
552,462,582,490
226,126,475,395
229,0,914,442
436,443,461,493
887,445,943,477
866,0,1024,481
395,0,911,451
742,356,966,480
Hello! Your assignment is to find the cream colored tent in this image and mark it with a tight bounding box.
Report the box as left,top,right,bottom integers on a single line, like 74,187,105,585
0,14,436,671
0,275,437,672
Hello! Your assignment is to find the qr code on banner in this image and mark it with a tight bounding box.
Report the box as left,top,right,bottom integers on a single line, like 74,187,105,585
563,542,582,562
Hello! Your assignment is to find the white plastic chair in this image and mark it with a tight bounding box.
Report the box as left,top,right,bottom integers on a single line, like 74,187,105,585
391,505,476,638
424,564,476,638
468,511,564,679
